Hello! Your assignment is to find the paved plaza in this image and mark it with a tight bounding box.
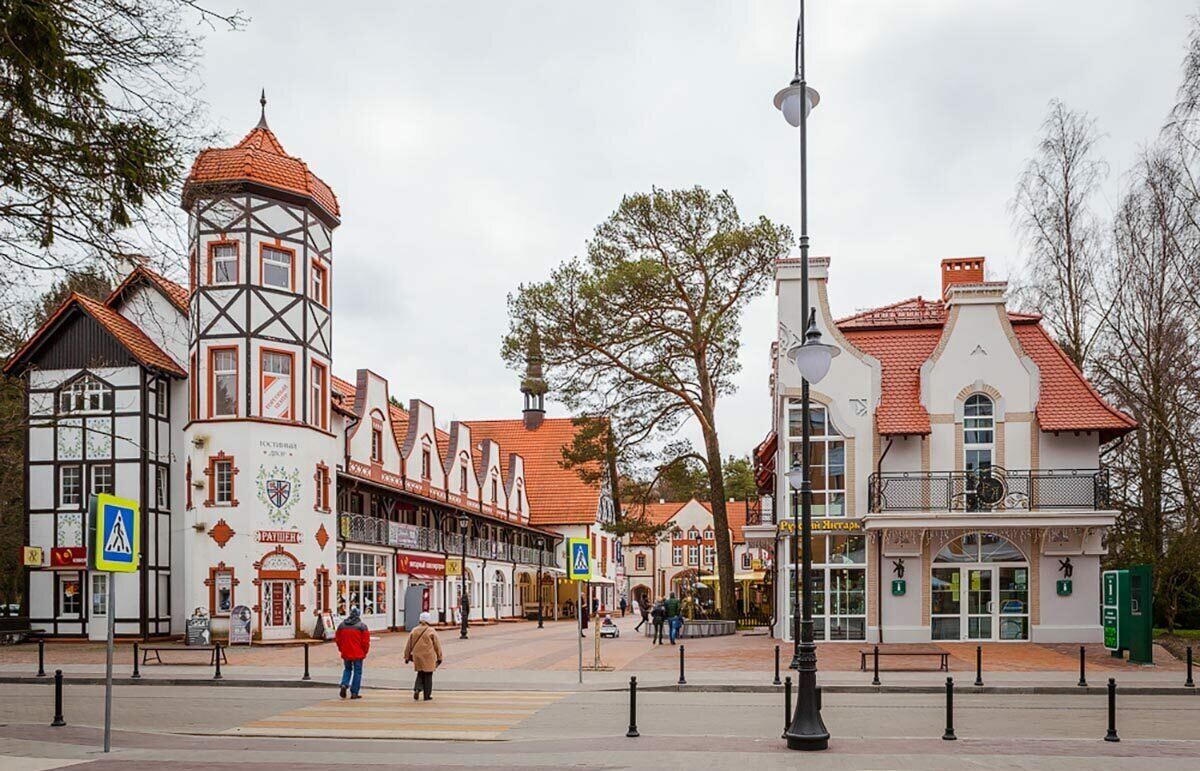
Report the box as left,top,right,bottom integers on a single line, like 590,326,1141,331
1,616,1197,768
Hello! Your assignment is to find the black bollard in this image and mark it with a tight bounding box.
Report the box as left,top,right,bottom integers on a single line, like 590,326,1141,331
783,675,792,734
51,670,66,727
942,677,956,741
1104,678,1119,742
213,644,223,680
302,642,311,681
872,645,880,686
626,676,640,738
1077,646,1087,688
974,645,983,687
132,642,141,680
36,639,46,677
1186,647,1194,688
678,645,686,685
773,644,781,685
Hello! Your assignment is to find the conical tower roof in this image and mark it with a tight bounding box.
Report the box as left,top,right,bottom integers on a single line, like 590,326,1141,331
520,326,549,397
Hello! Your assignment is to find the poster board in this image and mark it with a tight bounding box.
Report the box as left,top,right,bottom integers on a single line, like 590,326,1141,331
228,605,252,645
186,612,211,646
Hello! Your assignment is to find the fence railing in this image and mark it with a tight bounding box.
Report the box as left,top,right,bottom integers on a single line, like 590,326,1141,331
338,514,558,567
867,468,1110,513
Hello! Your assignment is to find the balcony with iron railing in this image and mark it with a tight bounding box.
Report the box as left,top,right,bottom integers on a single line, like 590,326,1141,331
868,468,1111,513
338,513,559,568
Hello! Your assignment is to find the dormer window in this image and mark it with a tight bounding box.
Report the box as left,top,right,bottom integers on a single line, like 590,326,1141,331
688,527,700,541
261,245,293,290
703,527,714,540
459,460,468,493
491,478,498,503
59,377,113,414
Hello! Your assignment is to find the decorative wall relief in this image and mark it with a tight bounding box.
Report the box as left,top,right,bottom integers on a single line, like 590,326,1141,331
85,417,113,459
56,512,83,547
57,419,82,460
257,465,300,525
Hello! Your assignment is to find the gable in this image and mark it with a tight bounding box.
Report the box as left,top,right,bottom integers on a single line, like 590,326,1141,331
26,310,140,372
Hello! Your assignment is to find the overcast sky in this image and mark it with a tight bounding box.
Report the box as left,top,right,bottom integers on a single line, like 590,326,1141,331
195,0,1195,465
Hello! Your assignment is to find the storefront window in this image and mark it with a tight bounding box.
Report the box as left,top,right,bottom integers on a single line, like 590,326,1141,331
785,533,866,641
336,551,389,617
787,402,845,517
931,533,1028,641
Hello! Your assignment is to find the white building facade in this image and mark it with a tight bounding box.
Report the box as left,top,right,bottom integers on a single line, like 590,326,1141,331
745,257,1135,644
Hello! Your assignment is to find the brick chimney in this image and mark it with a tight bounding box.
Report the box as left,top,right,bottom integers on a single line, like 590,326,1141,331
941,257,985,298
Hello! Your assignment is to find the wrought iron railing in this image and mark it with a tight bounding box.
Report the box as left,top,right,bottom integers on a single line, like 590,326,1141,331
867,468,1110,513
338,514,558,567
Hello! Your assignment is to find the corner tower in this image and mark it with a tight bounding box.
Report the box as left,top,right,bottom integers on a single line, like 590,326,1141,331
179,94,339,640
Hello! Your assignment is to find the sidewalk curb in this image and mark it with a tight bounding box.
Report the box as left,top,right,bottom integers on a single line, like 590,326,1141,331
3,675,1197,696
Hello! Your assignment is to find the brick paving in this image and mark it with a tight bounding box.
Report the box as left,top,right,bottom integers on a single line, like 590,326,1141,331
0,615,1185,674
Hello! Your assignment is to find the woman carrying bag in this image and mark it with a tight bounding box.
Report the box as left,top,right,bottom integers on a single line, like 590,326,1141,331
404,611,444,701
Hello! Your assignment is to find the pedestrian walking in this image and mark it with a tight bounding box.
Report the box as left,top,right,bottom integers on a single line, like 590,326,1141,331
634,600,649,633
651,598,666,645
404,611,444,701
619,596,627,617
580,602,590,637
335,607,370,700
665,592,682,645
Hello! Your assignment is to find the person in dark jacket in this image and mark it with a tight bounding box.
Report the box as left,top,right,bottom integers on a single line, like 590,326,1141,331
634,600,650,633
619,597,627,617
335,608,370,699
650,599,666,645
580,603,590,637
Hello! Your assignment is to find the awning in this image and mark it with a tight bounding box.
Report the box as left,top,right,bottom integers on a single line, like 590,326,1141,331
695,571,767,583
586,576,616,586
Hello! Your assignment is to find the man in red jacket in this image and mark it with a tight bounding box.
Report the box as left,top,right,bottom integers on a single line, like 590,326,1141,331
335,607,370,699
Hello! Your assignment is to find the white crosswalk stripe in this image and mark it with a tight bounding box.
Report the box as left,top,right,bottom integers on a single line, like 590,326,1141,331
225,690,569,741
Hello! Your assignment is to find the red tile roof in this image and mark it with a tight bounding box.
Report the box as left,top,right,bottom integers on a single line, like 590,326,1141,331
4,293,185,377
106,266,189,315
836,297,1135,439
186,124,340,220
466,418,603,526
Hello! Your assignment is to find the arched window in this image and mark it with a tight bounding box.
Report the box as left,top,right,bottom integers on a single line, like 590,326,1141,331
934,532,1025,563
59,376,113,414
963,395,994,474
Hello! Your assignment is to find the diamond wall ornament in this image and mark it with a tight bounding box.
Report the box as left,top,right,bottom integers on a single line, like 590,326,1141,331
315,523,329,550
209,519,235,548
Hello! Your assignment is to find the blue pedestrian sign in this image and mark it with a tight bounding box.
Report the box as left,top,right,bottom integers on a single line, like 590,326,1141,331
568,537,591,581
88,494,140,573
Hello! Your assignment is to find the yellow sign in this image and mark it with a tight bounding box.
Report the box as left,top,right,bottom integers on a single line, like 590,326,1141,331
89,493,139,573
751,559,763,571
445,558,462,577
777,519,862,535
22,546,43,567
970,572,981,592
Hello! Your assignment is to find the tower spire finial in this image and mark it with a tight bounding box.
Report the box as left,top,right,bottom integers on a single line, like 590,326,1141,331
257,89,269,129
521,324,548,429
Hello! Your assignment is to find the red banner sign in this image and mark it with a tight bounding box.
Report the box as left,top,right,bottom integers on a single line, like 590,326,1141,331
396,552,445,579
257,531,302,544
50,547,87,569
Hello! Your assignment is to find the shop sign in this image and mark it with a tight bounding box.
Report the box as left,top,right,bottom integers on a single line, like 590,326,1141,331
445,558,462,577
256,530,302,544
21,546,44,567
1056,579,1073,596
950,571,961,600
229,605,252,645
776,519,862,535
891,579,906,596
396,552,445,578
50,547,87,569
389,522,420,549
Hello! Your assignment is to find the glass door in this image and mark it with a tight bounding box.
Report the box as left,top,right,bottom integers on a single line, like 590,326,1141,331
931,568,961,640
966,568,994,640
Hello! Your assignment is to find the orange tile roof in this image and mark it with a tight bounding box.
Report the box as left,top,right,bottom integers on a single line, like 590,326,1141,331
106,266,189,315
186,124,339,220
837,297,1135,439
4,293,185,377
466,418,603,526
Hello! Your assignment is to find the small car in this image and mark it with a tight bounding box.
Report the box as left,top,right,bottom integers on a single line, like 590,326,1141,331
599,617,620,638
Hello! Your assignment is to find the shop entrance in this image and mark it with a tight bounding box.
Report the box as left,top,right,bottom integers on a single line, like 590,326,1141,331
931,533,1029,641
262,580,295,640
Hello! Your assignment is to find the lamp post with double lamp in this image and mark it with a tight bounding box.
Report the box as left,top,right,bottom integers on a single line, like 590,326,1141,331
458,512,470,640
535,536,545,629
775,0,839,752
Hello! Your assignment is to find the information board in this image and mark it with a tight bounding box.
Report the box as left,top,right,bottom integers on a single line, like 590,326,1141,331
186,613,211,646
229,605,252,645
1102,570,1119,651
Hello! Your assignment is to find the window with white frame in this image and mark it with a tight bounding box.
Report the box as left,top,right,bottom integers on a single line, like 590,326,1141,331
211,243,237,284
741,552,752,570
704,545,715,565
61,466,82,506
310,261,327,305
336,551,388,617
672,545,683,566
91,464,114,495
371,429,383,462
154,381,167,417
59,576,82,615
688,545,699,566
635,553,646,571
261,246,292,290
156,466,168,509
59,377,113,414
213,459,233,504
787,401,846,517
310,362,327,429
703,527,713,540
963,394,994,474
210,348,238,417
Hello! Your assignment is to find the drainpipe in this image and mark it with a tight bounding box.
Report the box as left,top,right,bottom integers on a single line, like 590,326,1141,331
875,438,893,644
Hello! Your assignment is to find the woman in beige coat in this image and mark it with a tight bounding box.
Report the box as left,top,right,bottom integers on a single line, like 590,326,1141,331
404,611,444,701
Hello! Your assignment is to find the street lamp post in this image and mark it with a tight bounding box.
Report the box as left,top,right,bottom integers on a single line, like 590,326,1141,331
775,0,839,752
459,512,470,640
535,536,545,629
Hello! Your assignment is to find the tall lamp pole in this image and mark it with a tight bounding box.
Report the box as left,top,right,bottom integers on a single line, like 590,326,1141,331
775,0,839,752
459,512,470,640
536,536,545,629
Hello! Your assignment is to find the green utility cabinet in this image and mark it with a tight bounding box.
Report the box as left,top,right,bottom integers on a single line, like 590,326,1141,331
1101,565,1153,665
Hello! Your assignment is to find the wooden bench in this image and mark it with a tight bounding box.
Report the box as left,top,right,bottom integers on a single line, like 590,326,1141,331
859,647,949,672
141,644,228,666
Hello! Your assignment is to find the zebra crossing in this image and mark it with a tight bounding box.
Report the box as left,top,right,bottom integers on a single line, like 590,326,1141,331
225,690,569,741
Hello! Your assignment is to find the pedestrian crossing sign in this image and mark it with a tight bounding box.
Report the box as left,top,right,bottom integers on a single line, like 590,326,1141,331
567,538,591,581
88,493,139,573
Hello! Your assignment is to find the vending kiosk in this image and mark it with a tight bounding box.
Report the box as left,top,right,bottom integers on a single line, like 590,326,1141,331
1101,564,1153,665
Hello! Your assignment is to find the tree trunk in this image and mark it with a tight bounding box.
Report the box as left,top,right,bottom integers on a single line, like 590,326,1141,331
701,416,737,621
